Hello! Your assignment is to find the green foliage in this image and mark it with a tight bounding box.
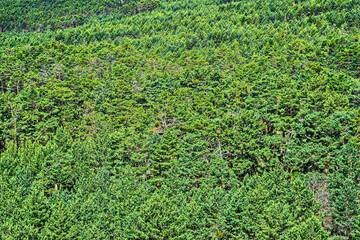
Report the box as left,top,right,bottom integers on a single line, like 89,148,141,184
0,0,160,32
1,0,360,238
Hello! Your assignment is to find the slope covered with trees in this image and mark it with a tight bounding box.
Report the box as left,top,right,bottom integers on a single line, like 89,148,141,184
1,0,360,239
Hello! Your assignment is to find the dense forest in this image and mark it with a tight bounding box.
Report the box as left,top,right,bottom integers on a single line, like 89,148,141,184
0,0,360,238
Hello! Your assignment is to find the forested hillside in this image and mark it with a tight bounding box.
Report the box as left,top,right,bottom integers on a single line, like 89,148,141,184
1,0,360,238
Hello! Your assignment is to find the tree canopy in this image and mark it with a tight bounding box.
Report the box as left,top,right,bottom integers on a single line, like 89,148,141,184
1,0,360,238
